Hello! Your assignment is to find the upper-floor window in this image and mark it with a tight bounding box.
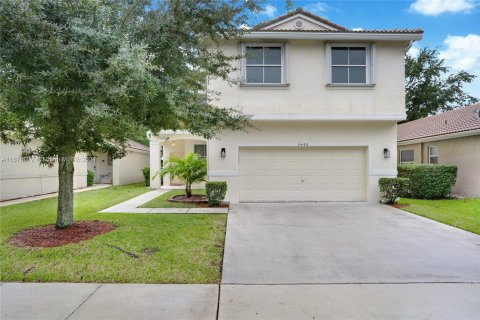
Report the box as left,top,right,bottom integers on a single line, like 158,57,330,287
241,43,287,85
400,149,414,164
326,44,374,85
428,146,438,164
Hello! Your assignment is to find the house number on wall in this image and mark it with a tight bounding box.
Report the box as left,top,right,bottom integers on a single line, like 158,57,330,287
298,143,309,147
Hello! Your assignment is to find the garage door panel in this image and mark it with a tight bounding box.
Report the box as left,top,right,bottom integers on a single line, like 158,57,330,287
286,165,302,175
272,175,286,184
254,175,271,186
239,175,255,188
239,189,255,201
239,147,366,202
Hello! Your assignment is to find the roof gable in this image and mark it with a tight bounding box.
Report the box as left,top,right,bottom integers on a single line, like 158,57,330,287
254,8,347,31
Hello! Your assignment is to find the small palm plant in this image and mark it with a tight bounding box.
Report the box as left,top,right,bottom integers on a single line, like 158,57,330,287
157,152,207,197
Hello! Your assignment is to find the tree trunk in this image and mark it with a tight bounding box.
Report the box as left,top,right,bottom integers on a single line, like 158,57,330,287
185,183,192,198
56,154,75,229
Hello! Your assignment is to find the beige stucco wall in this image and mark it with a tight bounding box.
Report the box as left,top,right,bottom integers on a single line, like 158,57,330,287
397,135,480,198
1,140,87,201
207,121,398,203
112,149,150,186
208,40,406,117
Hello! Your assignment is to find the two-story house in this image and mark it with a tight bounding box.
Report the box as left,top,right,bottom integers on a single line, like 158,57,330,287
148,8,423,203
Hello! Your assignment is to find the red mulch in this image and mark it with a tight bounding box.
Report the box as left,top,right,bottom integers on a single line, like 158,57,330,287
197,202,229,208
389,203,408,209
168,195,207,204
9,221,116,248
168,195,229,208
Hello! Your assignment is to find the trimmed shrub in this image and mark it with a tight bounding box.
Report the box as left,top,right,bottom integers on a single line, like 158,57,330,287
142,167,150,187
398,164,457,199
87,170,94,187
379,177,409,204
205,181,227,206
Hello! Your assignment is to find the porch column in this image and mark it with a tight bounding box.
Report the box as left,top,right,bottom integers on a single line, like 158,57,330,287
162,145,171,186
149,139,161,189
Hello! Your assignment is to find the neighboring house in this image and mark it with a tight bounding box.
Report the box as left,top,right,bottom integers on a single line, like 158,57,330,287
0,139,87,201
87,139,150,186
397,104,480,198
1,139,149,201
149,8,423,203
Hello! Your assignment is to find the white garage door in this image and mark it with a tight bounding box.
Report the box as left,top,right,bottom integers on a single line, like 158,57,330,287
239,147,366,202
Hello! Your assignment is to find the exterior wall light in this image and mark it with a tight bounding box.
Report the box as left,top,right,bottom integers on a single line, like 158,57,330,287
221,148,226,158
383,148,390,159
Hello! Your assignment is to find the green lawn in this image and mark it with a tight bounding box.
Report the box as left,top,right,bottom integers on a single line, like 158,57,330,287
140,189,206,208
398,198,480,235
0,184,226,283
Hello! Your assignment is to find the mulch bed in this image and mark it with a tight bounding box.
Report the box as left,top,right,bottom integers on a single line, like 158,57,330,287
9,221,116,248
389,203,408,209
168,195,229,208
168,195,206,204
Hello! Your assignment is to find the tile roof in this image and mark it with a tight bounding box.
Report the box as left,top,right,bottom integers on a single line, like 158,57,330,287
126,139,149,152
252,8,423,35
253,29,424,34
397,104,480,142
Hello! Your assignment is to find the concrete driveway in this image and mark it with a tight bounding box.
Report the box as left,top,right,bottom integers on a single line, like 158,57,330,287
219,203,480,319
222,202,480,284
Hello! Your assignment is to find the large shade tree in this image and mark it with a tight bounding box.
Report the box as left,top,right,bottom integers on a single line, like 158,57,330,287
405,47,478,121
0,0,258,228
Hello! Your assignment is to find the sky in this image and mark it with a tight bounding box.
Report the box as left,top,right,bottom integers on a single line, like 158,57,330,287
247,0,480,98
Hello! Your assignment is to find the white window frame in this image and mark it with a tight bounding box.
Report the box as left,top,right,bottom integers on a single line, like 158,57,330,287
240,43,289,85
400,149,414,164
325,43,375,86
428,146,438,164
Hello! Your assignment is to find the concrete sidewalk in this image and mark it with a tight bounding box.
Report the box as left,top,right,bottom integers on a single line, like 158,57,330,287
0,283,219,320
99,189,228,214
0,184,111,207
2,282,479,320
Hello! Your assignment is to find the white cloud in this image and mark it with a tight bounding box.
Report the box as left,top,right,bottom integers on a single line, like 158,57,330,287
304,2,329,15
351,28,364,31
260,4,277,18
410,0,476,16
239,24,251,30
440,34,480,99
407,43,420,57
439,34,480,72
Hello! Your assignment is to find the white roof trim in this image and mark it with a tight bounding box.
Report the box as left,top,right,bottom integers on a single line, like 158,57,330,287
262,13,338,31
251,114,407,121
242,31,422,41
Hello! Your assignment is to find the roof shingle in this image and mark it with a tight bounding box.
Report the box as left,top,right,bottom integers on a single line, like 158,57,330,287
397,104,480,142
